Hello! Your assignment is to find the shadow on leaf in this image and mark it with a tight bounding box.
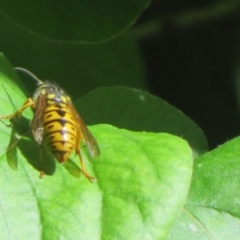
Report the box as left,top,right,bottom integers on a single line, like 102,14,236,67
5,116,82,178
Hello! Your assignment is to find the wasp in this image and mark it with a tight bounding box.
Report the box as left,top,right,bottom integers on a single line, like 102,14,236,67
0,67,100,181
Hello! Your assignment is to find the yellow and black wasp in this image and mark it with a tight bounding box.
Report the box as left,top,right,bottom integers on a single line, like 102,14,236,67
0,67,100,181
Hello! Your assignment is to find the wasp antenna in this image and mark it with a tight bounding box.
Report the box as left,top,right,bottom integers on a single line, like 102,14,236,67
1,84,17,111
14,67,43,85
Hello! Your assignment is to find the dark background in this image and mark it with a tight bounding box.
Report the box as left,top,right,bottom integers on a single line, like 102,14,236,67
137,0,240,149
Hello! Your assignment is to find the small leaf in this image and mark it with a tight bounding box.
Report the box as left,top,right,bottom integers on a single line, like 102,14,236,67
168,137,240,239
77,87,208,156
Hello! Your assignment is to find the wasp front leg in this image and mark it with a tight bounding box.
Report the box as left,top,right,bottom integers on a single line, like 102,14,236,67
0,98,35,120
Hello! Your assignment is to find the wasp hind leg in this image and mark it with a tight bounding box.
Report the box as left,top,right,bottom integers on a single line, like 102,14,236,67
76,147,95,182
39,146,45,178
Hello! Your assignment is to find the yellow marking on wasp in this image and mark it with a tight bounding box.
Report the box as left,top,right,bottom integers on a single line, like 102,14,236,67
48,94,55,99
47,100,55,105
59,103,66,108
61,96,67,102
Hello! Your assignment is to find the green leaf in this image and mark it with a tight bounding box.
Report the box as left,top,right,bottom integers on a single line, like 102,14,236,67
0,11,147,96
167,137,240,239
0,54,193,239
0,124,193,240
0,0,151,42
77,87,208,156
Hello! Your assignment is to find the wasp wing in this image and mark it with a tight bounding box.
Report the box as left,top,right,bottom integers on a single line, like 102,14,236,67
31,94,46,145
68,102,100,158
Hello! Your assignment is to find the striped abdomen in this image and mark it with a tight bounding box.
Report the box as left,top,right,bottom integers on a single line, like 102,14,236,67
43,104,77,163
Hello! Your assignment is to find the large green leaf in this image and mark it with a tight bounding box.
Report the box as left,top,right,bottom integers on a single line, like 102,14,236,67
167,137,240,239
0,0,151,42
0,12,147,97
77,87,208,156
0,52,193,239
0,124,193,240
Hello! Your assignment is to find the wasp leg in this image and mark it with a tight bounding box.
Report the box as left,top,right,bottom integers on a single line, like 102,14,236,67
75,130,95,182
76,147,95,182
0,98,34,120
39,146,45,178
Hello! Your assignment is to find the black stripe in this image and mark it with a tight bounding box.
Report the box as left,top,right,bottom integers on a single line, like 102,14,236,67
51,141,74,149
56,109,66,117
45,107,67,115
44,129,76,139
44,118,75,128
